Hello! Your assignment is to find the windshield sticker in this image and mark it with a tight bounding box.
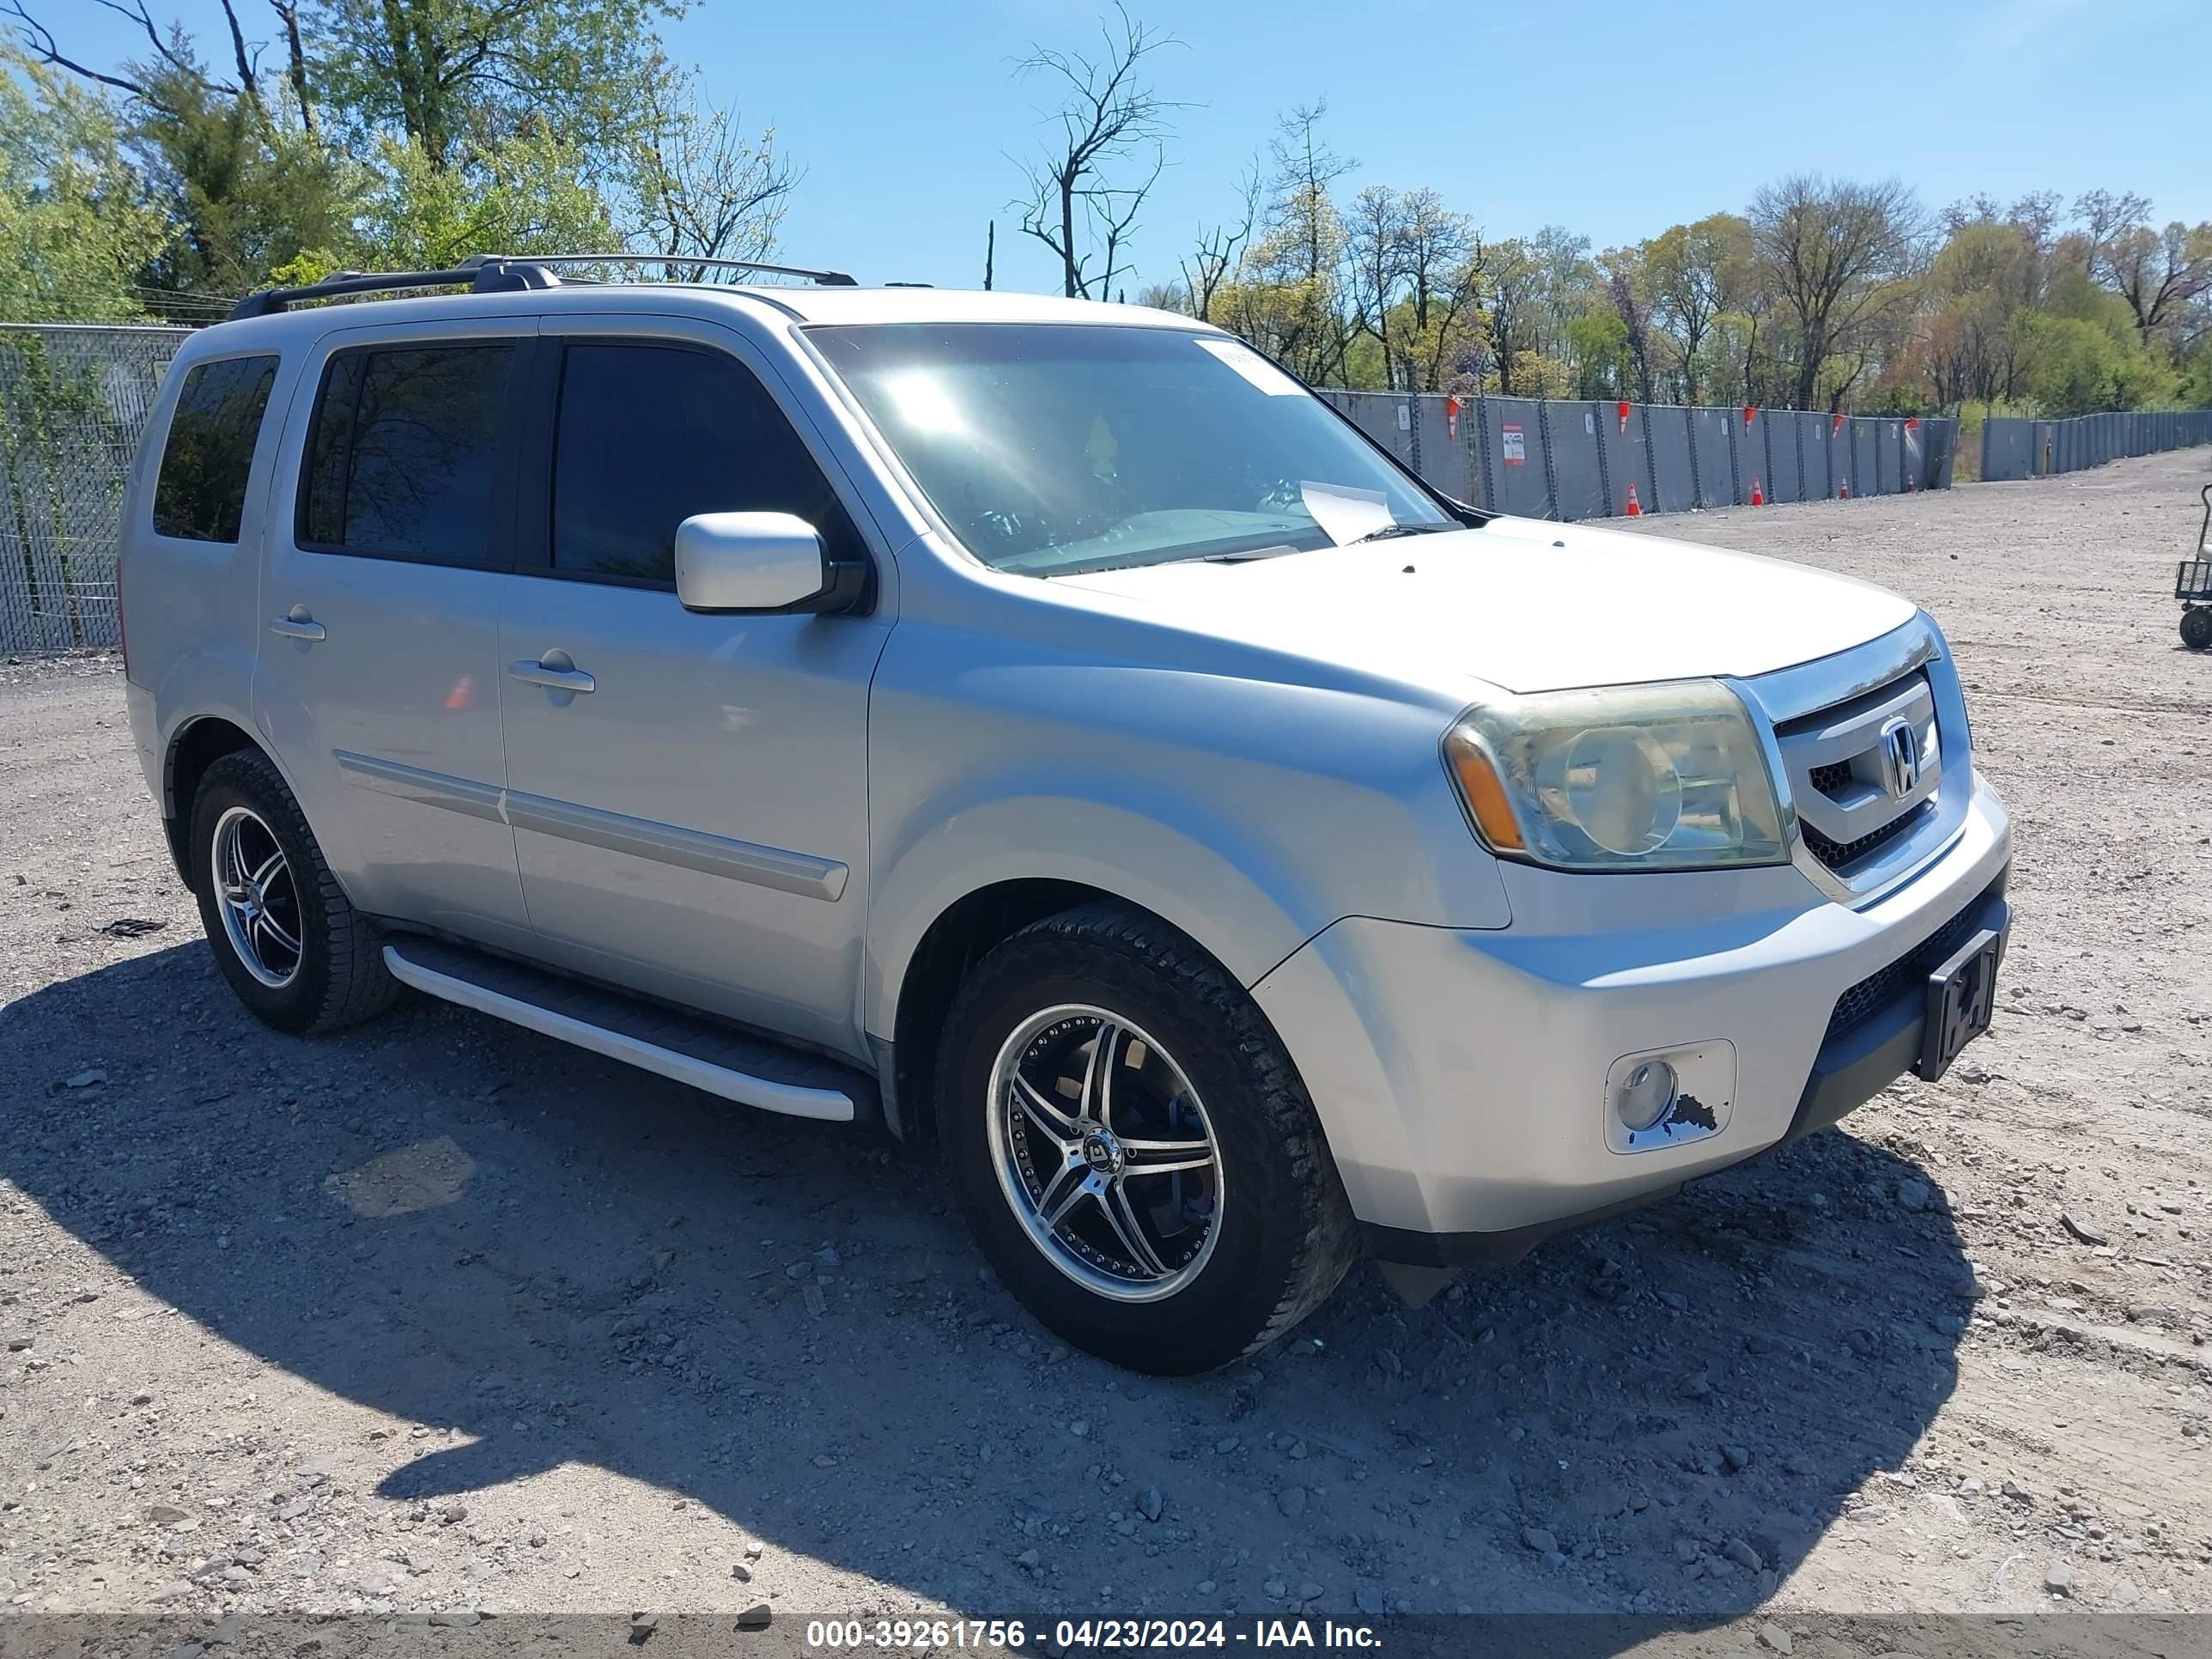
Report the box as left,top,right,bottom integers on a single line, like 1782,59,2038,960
1299,481,1393,546
1194,337,1304,396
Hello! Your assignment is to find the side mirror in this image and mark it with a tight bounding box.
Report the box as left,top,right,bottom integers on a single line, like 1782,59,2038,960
672,512,866,615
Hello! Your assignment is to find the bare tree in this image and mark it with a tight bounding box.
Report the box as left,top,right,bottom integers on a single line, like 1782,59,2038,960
1249,101,1355,384
2105,220,2212,341
1011,4,1181,300
1750,173,1923,410
2072,187,2152,280
8,0,268,124
1179,160,1256,325
1345,184,1411,388
268,0,313,131
626,68,798,281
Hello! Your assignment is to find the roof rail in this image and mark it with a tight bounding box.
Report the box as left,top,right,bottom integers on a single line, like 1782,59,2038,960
498,253,859,286
227,257,558,320
226,251,857,321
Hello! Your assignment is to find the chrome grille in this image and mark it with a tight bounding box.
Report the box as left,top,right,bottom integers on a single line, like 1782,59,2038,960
1774,668,1942,876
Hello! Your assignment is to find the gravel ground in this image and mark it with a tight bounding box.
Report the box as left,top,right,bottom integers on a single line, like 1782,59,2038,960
2,451,2209,1641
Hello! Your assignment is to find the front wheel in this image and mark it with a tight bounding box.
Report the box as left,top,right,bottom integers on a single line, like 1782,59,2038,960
939,902,1357,1374
2182,606,2212,651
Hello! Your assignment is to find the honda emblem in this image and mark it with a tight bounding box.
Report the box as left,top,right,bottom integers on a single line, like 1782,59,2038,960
1877,715,1921,799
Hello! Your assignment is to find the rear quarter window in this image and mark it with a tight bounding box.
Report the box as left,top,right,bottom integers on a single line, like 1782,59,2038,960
151,356,280,543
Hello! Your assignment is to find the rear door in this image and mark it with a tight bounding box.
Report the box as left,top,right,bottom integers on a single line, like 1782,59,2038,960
252,317,533,951
495,316,889,1056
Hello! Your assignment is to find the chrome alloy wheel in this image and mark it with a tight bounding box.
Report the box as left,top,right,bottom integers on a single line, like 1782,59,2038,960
210,805,302,989
987,1006,1223,1303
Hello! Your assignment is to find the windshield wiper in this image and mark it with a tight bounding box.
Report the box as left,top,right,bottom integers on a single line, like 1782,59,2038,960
1347,522,1454,544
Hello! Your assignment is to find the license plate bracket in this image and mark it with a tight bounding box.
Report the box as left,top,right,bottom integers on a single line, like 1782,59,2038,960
1917,926,2005,1081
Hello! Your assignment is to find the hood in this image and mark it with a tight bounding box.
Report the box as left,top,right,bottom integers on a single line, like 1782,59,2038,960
1054,514,1917,696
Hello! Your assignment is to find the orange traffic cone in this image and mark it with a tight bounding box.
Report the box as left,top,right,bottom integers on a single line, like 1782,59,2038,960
1625,483,1642,517
1750,477,1765,506
1838,476,1850,500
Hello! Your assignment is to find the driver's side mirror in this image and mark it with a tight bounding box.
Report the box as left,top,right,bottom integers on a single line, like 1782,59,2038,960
672,512,866,615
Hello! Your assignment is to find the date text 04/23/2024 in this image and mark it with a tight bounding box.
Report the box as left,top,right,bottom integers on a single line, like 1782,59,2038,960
801,1619,1382,1650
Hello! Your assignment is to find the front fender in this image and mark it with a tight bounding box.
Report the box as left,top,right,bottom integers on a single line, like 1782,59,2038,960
862,787,1320,1040
860,607,1513,1043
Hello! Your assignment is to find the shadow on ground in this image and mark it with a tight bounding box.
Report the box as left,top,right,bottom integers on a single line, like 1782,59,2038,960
2,941,1974,1628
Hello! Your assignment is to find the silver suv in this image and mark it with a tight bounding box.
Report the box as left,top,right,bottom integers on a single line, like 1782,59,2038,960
120,257,2013,1374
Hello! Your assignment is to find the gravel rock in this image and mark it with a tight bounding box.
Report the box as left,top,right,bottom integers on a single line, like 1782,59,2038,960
1522,1527,1559,1555
1896,1179,1931,1212
1277,1486,1307,1519
1137,1486,1164,1522
2046,1565,2076,1597
1758,1623,1793,1655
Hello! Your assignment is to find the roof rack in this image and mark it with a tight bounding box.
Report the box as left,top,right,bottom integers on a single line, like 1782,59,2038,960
500,253,860,286
227,252,859,322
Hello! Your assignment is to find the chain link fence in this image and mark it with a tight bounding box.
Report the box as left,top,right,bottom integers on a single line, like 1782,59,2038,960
0,324,191,653
1978,409,2212,482
1316,390,1960,518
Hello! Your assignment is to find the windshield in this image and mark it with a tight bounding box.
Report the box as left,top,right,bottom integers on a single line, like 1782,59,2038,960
808,323,1453,576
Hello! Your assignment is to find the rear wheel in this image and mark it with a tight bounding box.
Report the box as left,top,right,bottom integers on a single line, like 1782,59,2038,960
2182,606,2212,651
188,750,398,1034
939,902,1357,1374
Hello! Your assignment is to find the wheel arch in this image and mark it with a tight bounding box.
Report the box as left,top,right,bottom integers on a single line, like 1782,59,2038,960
868,808,1322,1145
161,714,265,887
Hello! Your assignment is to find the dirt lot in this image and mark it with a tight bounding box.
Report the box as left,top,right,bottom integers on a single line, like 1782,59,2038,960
2,450,2209,1642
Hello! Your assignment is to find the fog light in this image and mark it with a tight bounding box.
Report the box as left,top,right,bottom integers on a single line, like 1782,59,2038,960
1613,1059,1679,1131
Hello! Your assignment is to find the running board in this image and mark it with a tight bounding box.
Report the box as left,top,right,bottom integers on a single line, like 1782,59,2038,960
381,938,863,1122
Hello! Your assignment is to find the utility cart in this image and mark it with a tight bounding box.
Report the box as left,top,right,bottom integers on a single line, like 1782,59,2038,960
2182,484,2212,651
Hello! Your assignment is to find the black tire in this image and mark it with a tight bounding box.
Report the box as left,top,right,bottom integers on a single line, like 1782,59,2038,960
2182,607,2212,651
938,901,1357,1374
187,749,398,1035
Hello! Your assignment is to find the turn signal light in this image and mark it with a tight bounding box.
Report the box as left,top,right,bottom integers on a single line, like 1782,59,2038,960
1444,736,1525,853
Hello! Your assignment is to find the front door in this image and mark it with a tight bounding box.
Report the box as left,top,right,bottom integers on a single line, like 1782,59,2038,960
253,318,533,952
496,323,889,1057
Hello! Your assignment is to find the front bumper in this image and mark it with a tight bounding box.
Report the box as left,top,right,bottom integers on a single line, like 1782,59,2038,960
1249,770,2011,1263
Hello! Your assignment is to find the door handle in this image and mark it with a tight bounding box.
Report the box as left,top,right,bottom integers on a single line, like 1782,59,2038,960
508,657,596,694
269,608,325,642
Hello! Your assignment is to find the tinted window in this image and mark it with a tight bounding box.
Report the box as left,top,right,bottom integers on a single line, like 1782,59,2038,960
152,356,278,542
551,342,859,583
300,343,514,562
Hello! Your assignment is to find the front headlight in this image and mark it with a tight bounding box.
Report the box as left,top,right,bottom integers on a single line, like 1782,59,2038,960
1443,680,1787,872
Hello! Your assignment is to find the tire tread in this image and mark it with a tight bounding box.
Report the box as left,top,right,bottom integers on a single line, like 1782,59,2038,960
194,750,398,1034
939,900,1358,1370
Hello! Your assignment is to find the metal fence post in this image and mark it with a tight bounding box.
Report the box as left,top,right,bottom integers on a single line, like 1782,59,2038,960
1536,398,1561,520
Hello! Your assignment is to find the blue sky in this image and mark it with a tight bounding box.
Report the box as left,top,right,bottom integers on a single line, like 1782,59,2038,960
57,0,2212,294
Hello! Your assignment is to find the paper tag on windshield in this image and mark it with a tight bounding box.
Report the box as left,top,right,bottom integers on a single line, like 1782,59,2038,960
1194,337,1304,395
1300,481,1393,546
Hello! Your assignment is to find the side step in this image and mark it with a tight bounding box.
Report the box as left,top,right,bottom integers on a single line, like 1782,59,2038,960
381,938,866,1123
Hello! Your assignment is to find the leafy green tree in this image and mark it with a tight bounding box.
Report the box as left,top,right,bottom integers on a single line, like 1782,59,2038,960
131,65,357,297
308,0,681,176
356,124,612,270
1751,173,1923,411
1644,213,1754,403
0,46,167,320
